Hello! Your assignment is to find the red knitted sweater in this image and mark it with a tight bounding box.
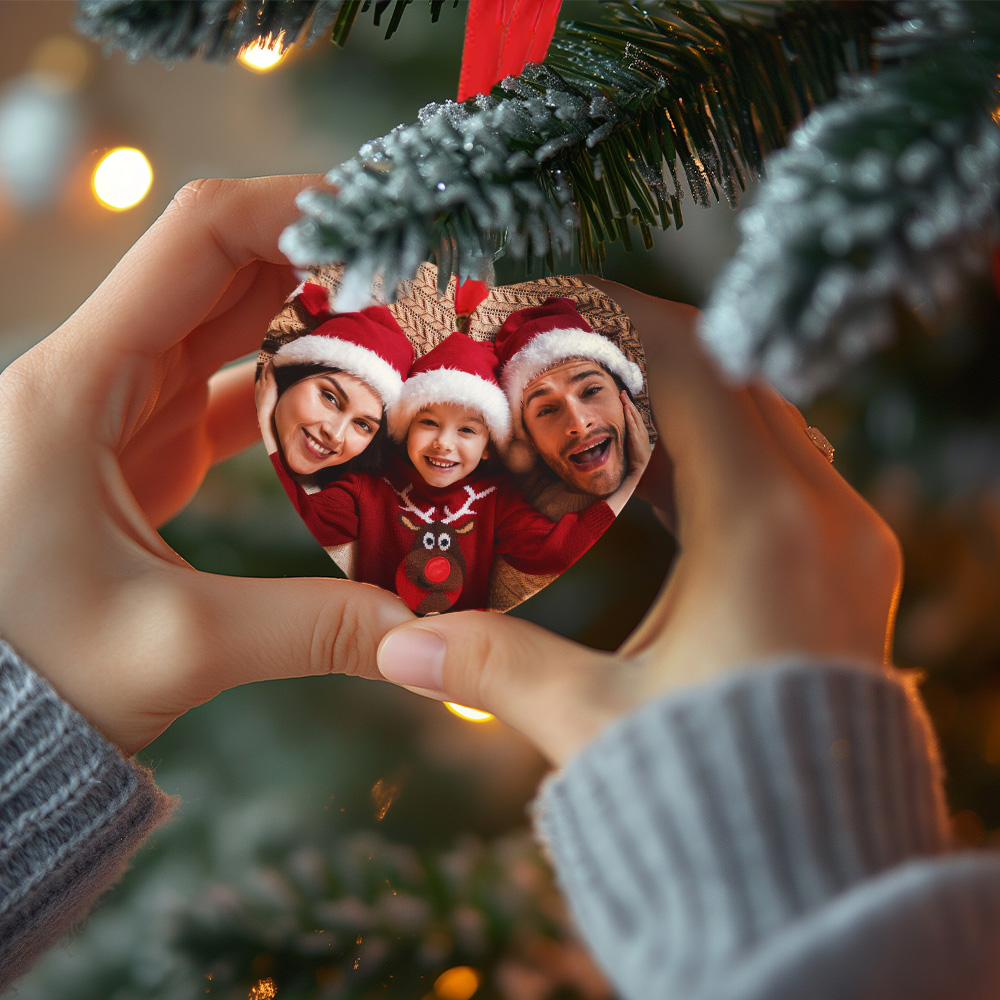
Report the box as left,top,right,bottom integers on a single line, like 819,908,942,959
271,452,614,614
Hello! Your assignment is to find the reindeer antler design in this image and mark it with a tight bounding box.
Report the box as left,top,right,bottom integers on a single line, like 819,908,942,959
442,484,497,524
385,480,437,524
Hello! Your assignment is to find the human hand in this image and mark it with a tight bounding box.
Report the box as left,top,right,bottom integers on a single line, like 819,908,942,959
603,391,651,516
0,176,412,755
255,359,280,456
623,391,651,480
376,278,901,764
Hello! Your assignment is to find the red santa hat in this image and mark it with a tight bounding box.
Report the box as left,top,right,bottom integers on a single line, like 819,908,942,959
495,297,644,413
390,332,512,446
273,303,414,410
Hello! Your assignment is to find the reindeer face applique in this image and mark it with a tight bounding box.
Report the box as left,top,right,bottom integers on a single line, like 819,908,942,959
397,517,475,615
389,481,497,616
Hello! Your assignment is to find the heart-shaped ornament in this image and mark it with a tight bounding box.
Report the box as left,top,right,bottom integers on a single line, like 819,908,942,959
256,264,653,614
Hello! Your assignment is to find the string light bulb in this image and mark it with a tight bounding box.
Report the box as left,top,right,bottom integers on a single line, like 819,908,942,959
445,703,493,723
434,965,481,1000
92,147,152,210
238,34,287,72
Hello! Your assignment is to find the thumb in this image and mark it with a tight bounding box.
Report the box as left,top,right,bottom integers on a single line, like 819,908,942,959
377,611,617,764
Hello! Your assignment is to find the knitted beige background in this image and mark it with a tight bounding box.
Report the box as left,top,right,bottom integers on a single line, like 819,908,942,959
259,264,652,612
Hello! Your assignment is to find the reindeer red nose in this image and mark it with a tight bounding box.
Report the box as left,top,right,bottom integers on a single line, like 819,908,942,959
425,556,451,584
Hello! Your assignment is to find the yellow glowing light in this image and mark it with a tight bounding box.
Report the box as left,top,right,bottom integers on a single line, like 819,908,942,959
238,34,287,71
434,966,480,1000
30,36,92,92
92,148,153,210
248,978,277,1000
444,702,493,722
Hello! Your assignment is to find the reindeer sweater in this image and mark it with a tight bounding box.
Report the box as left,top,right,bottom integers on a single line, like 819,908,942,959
271,453,614,614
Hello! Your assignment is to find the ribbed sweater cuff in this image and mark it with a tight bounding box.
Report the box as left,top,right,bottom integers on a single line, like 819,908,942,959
585,501,616,533
532,660,951,999
0,640,174,989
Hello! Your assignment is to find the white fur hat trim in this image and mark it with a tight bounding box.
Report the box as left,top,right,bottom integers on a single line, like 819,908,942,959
274,336,404,409
390,367,512,446
500,327,643,416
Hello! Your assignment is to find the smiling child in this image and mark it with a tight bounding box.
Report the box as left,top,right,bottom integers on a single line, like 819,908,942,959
271,330,650,615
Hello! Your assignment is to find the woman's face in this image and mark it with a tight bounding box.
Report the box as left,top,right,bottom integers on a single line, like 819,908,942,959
273,371,383,475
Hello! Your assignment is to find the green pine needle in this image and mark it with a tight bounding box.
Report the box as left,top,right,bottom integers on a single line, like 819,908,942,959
282,1,886,304
702,0,1000,400
74,0,454,61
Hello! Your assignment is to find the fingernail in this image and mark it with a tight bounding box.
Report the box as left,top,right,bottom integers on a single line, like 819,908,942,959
378,627,446,692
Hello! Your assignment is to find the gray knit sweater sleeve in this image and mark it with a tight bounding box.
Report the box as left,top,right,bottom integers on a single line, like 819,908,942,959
0,640,174,989
533,661,1000,1000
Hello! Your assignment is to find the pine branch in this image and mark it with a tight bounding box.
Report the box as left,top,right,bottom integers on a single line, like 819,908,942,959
701,0,1000,400
74,0,453,63
280,0,886,308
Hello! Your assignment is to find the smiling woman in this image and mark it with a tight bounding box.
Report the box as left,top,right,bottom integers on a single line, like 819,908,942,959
255,300,414,485
271,366,386,478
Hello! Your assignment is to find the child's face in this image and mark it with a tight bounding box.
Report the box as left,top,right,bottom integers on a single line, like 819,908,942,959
406,402,490,488
274,371,383,475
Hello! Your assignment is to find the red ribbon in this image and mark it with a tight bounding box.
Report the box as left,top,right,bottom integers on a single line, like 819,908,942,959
455,277,490,323
298,281,332,319
454,3,564,322
457,0,563,102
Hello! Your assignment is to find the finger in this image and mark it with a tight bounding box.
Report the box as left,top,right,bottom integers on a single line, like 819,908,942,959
173,572,416,696
120,359,260,483
60,175,321,359
623,393,647,460
625,391,645,426
745,380,903,655
62,573,417,754
377,612,619,764
633,408,652,461
746,381,843,484
623,391,642,433
184,259,297,376
254,361,281,450
205,360,260,465
585,279,775,507
644,319,768,491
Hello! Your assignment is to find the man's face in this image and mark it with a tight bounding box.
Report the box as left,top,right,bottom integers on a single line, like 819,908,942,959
521,360,627,496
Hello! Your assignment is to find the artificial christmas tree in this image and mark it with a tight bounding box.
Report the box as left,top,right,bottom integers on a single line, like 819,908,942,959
25,1,995,996
77,1,1000,400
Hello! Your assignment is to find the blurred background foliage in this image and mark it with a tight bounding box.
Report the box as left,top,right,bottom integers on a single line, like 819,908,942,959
2,2,999,997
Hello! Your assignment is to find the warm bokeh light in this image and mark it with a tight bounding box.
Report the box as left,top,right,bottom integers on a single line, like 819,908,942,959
30,35,92,92
444,703,493,722
92,148,153,210
238,33,288,71
371,776,403,821
434,965,481,1000
248,978,277,1000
